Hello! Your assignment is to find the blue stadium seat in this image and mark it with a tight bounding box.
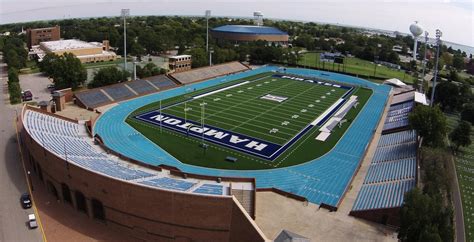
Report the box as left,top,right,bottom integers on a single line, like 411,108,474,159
25,110,153,181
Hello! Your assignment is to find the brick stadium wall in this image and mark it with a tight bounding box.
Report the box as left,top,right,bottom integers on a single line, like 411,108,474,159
349,207,401,227
18,108,267,242
211,31,289,42
56,88,73,102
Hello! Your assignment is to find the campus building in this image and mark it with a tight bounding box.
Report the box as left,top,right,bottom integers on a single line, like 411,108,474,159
211,25,289,46
32,39,117,63
26,26,61,48
168,54,192,73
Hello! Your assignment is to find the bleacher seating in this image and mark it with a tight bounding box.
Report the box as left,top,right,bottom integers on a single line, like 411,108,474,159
74,76,175,109
144,75,177,89
364,158,416,184
352,180,416,211
383,101,414,132
351,129,417,212
193,184,223,195
170,62,249,84
102,84,135,100
139,177,196,191
126,80,157,94
25,110,153,180
74,89,111,109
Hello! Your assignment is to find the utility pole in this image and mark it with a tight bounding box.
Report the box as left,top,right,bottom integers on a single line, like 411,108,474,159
121,9,130,71
420,31,429,93
430,29,442,107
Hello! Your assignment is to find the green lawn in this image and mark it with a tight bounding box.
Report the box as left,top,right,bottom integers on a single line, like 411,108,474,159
83,59,124,69
446,114,474,241
126,73,372,170
19,60,40,74
299,52,414,84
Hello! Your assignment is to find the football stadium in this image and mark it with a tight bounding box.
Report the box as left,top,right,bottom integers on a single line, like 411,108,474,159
19,62,422,241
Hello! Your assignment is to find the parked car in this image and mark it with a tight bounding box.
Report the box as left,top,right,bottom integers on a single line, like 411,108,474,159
20,193,32,209
28,214,38,229
21,90,33,101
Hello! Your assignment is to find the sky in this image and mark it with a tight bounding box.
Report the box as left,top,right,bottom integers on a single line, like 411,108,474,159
0,0,473,47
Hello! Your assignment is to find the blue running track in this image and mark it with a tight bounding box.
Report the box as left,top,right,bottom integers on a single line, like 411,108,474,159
94,66,391,207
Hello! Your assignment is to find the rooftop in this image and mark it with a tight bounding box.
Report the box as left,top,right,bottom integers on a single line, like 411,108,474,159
169,55,191,58
41,39,98,52
212,25,288,35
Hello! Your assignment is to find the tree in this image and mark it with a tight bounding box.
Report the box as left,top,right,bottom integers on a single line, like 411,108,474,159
433,81,460,111
39,53,87,90
136,63,163,78
408,105,447,147
449,120,472,150
398,188,434,242
38,53,59,77
461,103,474,125
186,48,207,68
130,42,146,59
56,53,87,89
452,54,465,70
7,67,21,104
89,66,130,88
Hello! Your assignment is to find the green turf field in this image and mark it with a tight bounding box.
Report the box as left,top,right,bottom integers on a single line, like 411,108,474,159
126,73,372,170
446,114,474,241
299,52,414,84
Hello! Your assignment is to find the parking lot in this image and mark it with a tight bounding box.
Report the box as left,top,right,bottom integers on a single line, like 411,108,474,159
19,73,54,104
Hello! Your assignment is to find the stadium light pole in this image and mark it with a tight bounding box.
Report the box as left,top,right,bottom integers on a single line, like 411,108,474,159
430,29,442,107
420,31,429,93
205,10,211,53
121,9,130,71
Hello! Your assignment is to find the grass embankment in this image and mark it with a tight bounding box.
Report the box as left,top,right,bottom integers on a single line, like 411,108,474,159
299,52,414,84
446,114,474,241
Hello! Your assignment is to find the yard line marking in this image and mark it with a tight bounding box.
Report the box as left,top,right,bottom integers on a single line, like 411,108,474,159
230,84,320,132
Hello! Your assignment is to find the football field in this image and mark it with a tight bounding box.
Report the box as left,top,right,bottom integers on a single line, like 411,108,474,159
128,73,371,169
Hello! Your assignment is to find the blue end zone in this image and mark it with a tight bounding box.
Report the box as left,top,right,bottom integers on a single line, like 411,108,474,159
134,112,282,159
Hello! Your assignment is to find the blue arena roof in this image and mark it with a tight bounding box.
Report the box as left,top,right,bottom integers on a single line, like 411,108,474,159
212,25,288,35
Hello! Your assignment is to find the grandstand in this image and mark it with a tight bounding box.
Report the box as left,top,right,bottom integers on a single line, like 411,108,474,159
350,129,418,226
20,105,265,240
383,100,414,134
74,75,177,109
169,61,249,85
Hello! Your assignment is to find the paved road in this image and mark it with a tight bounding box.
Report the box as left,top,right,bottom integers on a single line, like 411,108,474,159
0,54,43,242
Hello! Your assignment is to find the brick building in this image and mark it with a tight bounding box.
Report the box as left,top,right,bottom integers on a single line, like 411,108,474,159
169,55,192,73
26,26,61,48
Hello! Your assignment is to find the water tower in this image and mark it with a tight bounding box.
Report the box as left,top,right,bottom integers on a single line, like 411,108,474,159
254,11,263,26
409,21,424,60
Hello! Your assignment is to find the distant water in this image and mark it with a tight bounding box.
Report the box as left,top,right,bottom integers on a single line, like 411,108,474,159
445,41,474,56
